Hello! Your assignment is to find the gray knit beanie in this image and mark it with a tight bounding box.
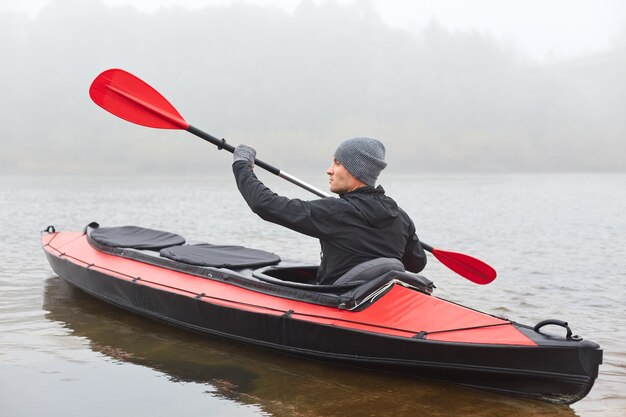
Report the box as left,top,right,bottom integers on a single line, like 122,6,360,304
334,137,387,186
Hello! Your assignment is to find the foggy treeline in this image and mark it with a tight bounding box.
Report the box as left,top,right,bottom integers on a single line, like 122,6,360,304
1,0,625,175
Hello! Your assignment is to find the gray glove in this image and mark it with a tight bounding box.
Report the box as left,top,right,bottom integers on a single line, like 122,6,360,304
233,144,256,166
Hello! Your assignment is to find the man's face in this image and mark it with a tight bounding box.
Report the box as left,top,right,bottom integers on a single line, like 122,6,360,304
326,159,363,194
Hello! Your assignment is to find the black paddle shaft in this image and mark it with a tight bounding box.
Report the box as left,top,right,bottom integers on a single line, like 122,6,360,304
187,124,280,176
187,124,328,197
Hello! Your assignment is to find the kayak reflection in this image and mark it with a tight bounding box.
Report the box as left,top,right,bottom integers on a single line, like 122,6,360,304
43,277,577,417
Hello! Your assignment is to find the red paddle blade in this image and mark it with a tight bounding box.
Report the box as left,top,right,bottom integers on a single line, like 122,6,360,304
89,68,189,130
432,248,497,285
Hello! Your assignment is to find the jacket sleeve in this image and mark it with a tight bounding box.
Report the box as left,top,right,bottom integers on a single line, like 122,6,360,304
232,160,334,238
402,225,427,273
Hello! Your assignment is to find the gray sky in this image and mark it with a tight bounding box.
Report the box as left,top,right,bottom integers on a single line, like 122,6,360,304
1,0,625,174
2,0,625,61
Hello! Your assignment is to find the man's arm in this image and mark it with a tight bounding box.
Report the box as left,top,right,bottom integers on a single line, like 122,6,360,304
233,159,333,238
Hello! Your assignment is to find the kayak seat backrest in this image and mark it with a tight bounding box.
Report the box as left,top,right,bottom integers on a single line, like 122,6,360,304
333,257,404,285
159,243,281,269
90,225,185,250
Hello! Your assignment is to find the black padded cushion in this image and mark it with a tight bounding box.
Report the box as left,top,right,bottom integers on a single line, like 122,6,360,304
90,226,185,250
160,244,281,268
333,257,404,285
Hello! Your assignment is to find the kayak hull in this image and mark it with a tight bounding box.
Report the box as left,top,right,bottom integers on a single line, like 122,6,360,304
42,229,602,404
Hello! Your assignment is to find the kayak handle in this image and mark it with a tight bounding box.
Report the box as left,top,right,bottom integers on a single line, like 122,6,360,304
533,319,582,341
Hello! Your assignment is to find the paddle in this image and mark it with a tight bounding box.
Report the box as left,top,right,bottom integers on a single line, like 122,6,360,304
89,68,496,285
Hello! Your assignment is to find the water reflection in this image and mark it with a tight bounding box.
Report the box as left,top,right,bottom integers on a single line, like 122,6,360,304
43,277,577,417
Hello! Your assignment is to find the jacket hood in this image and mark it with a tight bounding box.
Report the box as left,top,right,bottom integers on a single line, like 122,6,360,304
341,185,398,228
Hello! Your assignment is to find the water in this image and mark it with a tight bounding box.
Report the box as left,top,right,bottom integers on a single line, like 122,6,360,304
1,173,625,417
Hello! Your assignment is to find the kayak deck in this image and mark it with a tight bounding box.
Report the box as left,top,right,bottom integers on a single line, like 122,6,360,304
42,229,533,345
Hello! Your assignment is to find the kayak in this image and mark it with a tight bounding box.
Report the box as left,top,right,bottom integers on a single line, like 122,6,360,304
41,222,602,404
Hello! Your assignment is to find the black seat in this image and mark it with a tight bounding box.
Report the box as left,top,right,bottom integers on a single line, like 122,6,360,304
90,225,185,250
160,243,281,268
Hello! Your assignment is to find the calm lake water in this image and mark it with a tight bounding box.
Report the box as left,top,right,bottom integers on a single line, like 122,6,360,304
1,173,625,417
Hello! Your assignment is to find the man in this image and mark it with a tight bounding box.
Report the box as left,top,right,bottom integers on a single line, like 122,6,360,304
232,137,427,285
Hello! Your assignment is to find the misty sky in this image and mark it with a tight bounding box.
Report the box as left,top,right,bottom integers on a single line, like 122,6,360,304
3,0,626,62
1,0,625,174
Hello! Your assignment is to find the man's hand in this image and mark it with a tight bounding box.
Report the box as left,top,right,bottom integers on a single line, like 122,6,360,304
233,144,256,167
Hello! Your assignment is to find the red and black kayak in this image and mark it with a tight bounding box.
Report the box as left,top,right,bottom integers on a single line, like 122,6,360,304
41,222,602,404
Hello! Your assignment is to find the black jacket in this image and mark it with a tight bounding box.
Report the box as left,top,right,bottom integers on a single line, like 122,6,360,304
233,161,427,284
